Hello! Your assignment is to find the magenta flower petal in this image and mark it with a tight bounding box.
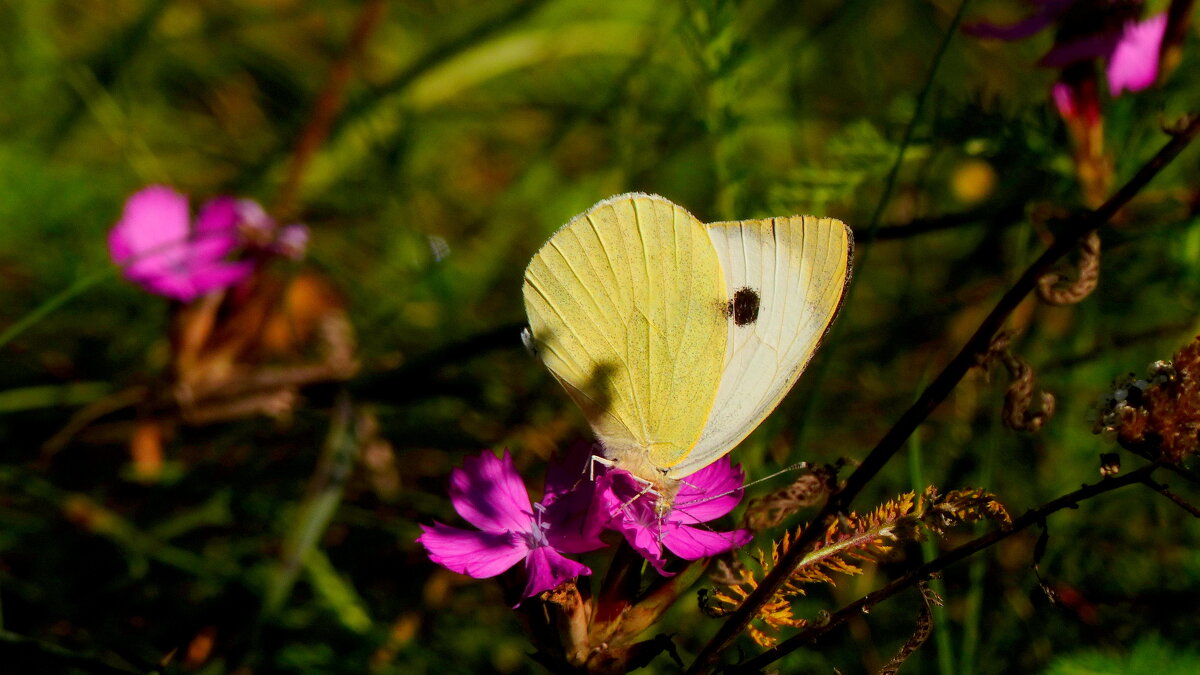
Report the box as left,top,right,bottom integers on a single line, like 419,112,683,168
1040,32,1119,67
108,186,189,265
1107,14,1167,95
598,462,750,575
962,0,1072,41
417,522,526,578
626,515,668,564
274,224,310,259
194,196,239,234
234,199,276,236
107,224,137,268
191,197,240,261
671,457,745,523
186,260,257,295
595,470,671,570
110,186,191,277
963,14,1054,41
449,450,534,533
539,442,608,553
419,449,598,602
542,440,594,503
521,546,592,601
108,186,263,301
138,275,200,301
140,261,253,301
662,523,752,560
1051,81,1076,118
543,499,607,554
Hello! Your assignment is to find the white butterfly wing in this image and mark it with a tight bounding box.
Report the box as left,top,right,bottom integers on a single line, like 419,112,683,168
668,216,853,478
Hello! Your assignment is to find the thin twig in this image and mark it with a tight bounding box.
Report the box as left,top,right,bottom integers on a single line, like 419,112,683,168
689,113,1200,674
1160,462,1200,487
1120,444,1200,486
864,204,1020,241
792,0,973,447
730,464,1160,672
1142,476,1200,518
274,0,388,220
0,629,142,675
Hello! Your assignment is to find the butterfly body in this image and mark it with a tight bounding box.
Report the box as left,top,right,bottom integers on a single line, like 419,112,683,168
523,193,852,505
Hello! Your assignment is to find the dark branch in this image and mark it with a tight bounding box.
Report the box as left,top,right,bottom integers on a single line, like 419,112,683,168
862,201,1024,242
273,0,388,220
0,630,143,675
1160,462,1200,487
730,464,1160,672
688,114,1200,674
1142,476,1200,518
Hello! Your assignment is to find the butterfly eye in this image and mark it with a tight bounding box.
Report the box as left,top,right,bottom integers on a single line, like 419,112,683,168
728,287,761,327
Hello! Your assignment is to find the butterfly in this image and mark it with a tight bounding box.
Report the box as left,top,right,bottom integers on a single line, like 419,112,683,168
523,193,852,505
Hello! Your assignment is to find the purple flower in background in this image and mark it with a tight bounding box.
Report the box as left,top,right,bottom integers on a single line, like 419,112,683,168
109,186,311,302
233,198,310,260
599,456,752,575
1104,12,1167,95
418,450,606,604
108,186,254,301
964,1,1168,98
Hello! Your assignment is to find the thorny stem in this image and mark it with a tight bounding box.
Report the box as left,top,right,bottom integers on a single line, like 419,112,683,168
795,0,972,448
274,0,388,221
1120,443,1200,486
689,114,1200,674
864,203,1023,242
1142,476,1200,518
731,464,1163,673
1160,460,1200,487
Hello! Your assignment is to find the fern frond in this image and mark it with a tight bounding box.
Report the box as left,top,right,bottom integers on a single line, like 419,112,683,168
924,487,1012,533
706,486,1010,647
706,492,922,646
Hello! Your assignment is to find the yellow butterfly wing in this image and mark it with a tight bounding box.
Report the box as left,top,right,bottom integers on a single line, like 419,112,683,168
522,193,728,478
668,215,853,478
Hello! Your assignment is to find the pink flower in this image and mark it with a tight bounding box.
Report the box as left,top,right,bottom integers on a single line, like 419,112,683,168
417,450,607,604
965,1,1168,98
599,456,752,575
1105,13,1167,95
109,186,311,302
108,186,254,301
233,199,310,260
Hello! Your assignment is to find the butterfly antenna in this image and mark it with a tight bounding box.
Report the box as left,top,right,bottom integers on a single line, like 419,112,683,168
674,461,809,510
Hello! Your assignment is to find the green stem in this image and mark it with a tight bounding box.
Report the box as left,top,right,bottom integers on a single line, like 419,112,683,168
262,391,360,617
959,423,998,675
0,629,140,675
907,427,956,675
0,268,114,351
795,0,973,443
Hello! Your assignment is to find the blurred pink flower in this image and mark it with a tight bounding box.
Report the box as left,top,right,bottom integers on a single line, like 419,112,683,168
1104,13,1168,95
233,198,309,260
417,449,606,604
109,186,311,302
108,186,254,301
599,456,752,575
965,1,1168,99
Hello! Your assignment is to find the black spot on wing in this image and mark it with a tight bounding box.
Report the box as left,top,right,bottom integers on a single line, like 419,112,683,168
727,287,760,327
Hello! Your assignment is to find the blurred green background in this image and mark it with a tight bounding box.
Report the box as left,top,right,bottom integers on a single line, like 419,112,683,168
1,0,1199,672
